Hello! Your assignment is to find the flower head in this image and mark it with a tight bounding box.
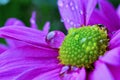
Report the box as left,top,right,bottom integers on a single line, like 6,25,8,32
0,0,120,80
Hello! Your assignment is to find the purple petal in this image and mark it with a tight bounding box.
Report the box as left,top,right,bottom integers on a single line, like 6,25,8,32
109,30,120,49
0,45,60,79
58,0,97,30
85,0,97,24
30,11,38,29
62,68,86,80
46,31,65,48
99,47,120,66
0,44,7,54
4,18,28,47
88,9,117,35
117,5,120,18
107,65,120,80
32,68,61,80
43,22,50,34
89,0,120,34
89,61,114,80
6,39,28,48
98,0,120,31
0,26,49,47
5,18,25,26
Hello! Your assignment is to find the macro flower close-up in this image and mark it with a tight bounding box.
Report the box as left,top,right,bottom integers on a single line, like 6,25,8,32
0,0,120,80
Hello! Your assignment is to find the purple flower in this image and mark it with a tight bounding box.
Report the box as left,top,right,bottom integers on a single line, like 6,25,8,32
0,0,119,80
0,11,50,52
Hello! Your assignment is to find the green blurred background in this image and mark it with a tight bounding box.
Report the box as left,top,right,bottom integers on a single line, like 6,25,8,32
0,0,120,44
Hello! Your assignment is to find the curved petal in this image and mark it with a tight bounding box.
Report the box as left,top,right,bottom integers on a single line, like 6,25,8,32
89,0,120,34
4,18,25,26
107,64,120,80
88,9,112,32
89,61,114,80
0,44,7,54
58,0,97,30
43,22,50,34
0,26,49,48
46,31,65,48
109,30,120,49
4,18,28,48
62,67,86,80
99,47,120,66
88,1,120,36
33,68,61,80
0,45,59,80
98,0,120,31
30,11,37,29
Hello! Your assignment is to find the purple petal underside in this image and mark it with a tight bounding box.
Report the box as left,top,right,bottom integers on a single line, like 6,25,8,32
0,45,60,80
107,65,120,80
89,61,114,80
100,47,120,66
109,30,120,49
58,0,97,30
0,26,49,48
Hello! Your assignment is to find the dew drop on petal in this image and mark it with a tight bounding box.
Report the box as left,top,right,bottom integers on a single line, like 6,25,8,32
46,31,65,48
60,66,69,74
67,19,70,23
75,5,78,10
46,31,55,40
70,21,74,25
70,2,73,6
71,7,75,10
61,18,64,22
65,4,69,8
80,10,83,15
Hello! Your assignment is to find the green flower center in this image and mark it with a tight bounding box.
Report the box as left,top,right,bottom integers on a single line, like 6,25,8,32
59,25,108,69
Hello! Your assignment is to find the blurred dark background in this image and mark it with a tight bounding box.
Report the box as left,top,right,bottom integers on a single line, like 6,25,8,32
0,0,120,44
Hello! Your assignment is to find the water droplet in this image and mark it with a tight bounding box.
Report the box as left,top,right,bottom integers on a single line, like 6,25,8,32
88,37,92,39
73,24,76,27
65,4,69,8
80,10,83,15
112,31,115,34
60,66,69,74
61,18,64,22
80,38,86,43
71,7,75,10
46,31,55,40
58,0,64,7
77,24,80,27
75,5,78,9
71,66,79,71
70,2,73,6
70,21,74,25
99,40,103,43
66,19,70,23
46,31,65,48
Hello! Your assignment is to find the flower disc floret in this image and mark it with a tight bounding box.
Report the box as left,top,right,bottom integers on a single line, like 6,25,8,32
59,25,108,68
